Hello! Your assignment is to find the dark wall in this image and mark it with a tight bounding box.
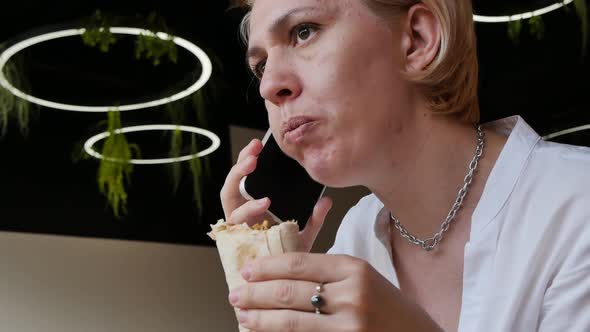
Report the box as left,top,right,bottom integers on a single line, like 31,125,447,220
0,0,588,245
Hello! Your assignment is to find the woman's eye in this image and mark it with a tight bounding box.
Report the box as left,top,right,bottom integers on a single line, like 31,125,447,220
250,24,317,79
293,24,317,44
253,60,266,78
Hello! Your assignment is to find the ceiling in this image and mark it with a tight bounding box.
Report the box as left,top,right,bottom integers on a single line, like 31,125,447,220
0,0,588,246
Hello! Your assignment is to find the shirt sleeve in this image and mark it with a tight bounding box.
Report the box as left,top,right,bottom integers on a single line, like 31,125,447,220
325,195,374,255
325,206,357,255
537,217,590,331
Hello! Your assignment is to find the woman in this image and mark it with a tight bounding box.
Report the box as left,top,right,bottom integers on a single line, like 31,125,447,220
220,0,590,331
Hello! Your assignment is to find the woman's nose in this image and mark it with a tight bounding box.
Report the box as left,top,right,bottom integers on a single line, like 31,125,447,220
259,58,302,106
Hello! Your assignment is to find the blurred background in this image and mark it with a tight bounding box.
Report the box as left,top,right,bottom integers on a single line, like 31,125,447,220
0,0,588,331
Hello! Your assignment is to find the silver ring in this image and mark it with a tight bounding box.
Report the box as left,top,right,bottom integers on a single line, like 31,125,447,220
310,282,325,314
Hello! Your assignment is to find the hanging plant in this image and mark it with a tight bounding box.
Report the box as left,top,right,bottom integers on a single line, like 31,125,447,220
0,85,17,137
189,53,227,200
166,112,207,215
78,10,218,216
505,0,589,53
135,31,178,66
138,10,179,66
71,119,108,163
529,16,545,40
134,9,179,66
165,98,188,196
166,125,207,214
506,11,546,44
81,10,118,52
165,72,222,214
0,91,10,136
190,88,213,183
188,133,205,213
134,10,179,66
507,20,523,44
192,88,210,128
169,126,183,194
81,28,117,53
81,9,178,65
0,54,36,138
574,0,589,55
97,109,141,218
165,99,186,125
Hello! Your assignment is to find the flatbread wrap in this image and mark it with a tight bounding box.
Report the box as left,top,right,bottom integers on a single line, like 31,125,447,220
208,219,300,332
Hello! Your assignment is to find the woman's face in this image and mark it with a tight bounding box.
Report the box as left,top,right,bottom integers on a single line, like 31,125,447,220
247,0,414,187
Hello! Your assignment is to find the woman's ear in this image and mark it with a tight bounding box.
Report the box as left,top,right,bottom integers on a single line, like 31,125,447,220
400,4,441,74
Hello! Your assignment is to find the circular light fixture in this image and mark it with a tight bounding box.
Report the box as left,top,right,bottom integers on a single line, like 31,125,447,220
0,27,212,112
474,0,574,23
543,124,590,140
84,124,221,165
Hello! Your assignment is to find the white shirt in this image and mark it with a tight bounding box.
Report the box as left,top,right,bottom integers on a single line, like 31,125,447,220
327,116,590,331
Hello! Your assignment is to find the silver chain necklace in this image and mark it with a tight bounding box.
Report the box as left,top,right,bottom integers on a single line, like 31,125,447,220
389,125,485,251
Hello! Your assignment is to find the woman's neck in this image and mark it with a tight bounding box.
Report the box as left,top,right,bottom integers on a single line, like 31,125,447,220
366,112,504,241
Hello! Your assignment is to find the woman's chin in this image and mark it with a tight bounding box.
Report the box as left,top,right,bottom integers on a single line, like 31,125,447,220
298,144,355,187
302,158,354,188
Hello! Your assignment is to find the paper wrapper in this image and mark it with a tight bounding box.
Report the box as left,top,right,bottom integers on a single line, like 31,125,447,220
208,220,301,332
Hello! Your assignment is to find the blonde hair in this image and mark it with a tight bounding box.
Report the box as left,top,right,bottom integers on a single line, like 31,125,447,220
235,0,480,123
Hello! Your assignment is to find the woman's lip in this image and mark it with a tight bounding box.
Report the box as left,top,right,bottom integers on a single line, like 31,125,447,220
281,116,317,138
284,121,318,144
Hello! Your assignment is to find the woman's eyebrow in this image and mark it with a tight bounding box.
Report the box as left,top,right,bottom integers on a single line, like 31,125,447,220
246,6,326,63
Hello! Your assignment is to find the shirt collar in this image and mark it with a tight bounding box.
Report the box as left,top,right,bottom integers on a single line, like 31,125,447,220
470,115,541,240
372,115,541,243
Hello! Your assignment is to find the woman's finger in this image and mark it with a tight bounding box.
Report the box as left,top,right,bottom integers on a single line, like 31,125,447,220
220,155,258,216
220,139,263,215
237,139,263,163
230,279,339,314
238,309,341,332
299,196,333,252
241,253,358,283
222,155,257,199
227,197,272,225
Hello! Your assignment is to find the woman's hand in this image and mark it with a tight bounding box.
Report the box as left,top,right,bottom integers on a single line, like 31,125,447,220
229,253,443,332
220,139,333,252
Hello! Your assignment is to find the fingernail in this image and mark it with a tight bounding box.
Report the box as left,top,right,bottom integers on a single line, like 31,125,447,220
228,289,240,305
241,264,252,281
238,310,249,323
258,198,268,206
